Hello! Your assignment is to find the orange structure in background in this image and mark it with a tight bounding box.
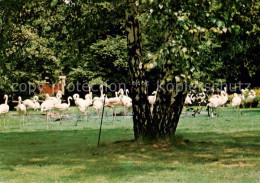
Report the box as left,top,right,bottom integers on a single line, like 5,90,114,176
37,83,63,95
37,76,66,95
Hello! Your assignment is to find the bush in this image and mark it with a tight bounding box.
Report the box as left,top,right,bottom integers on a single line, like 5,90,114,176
254,88,260,97
254,96,260,108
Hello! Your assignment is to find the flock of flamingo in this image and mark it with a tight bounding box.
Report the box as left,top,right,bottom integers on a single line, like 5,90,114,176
184,87,257,118
0,85,136,129
0,85,257,129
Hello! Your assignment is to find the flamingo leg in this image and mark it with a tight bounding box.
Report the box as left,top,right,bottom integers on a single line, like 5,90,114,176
4,114,6,129
46,111,49,130
19,115,21,128
27,111,31,123
75,114,81,126
112,108,115,120
26,114,30,124
123,106,126,118
60,112,62,125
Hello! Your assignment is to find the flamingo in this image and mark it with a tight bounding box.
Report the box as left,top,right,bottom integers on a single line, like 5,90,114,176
184,94,192,114
246,90,256,107
73,94,88,126
93,85,104,102
84,87,93,113
45,92,62,105
34,96,41,112
0,95,9,128
220,87,228,106
23,96,39,110
16,96,27,126
231,93,245,114
41,97,55,130
23,96,40,121
85,86,93,100
118,89,132,116
54,96,72,124
207,90,226,119
148,91,157,115
232,93,242,107
93,95,105,115
105,92,121,119
93,85,105,115
123,99,132,117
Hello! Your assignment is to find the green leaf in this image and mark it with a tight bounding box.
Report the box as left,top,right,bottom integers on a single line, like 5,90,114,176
51,0,58,7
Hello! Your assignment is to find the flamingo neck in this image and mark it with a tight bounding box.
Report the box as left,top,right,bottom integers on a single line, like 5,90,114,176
18,98,22,105
100,90,103,98
89,86,91,95
67,98,71,106
5,96,8,105
33,97,37,103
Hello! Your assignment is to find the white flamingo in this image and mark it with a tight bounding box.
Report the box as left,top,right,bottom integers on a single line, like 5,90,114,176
41,97,55,130
184,94,192,105
184,94,192,114
85,86,93,100
93,95,105,115
207,90,226,118
73,94,88,126
23,96,40,121
93,85,105,115
232,93,242,107
73,94,82,105
54,96,72,124
105,92,121,119
84,87,93,112
0,95,9,128
93,85,104,102
45,91,62,105
220,87,228,106
119,89,132,116
17,96,27,126
246,90,256,107
148,91,157,115
34,96,41,112
231,93,245,114
23,96,39,110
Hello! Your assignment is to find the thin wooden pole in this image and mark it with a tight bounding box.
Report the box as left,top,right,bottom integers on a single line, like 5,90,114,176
98,95,106,146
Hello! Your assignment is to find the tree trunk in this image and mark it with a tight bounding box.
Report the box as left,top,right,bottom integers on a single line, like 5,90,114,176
126,1,186,139
126,1,152,139
152,81,187,137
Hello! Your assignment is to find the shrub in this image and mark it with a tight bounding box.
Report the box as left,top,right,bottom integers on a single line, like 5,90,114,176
254,88,260,97
254,96,260,108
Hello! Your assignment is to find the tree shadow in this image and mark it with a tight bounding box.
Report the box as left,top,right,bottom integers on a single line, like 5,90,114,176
0,128,259,181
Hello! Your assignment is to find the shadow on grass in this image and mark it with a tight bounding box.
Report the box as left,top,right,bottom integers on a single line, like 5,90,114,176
0,128,259,177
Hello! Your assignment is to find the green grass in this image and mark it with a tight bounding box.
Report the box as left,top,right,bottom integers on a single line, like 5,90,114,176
0,107,259,182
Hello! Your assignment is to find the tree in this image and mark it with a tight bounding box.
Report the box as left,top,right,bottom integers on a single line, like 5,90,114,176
126,0,259,139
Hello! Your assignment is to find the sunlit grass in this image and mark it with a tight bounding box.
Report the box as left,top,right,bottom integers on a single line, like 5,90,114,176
0,107,259,182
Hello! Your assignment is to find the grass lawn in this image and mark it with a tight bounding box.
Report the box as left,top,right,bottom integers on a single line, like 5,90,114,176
0,107,259,182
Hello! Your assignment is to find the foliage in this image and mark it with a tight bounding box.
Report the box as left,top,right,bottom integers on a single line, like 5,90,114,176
140,0,259,84
254,88,260,97
0,0,128,95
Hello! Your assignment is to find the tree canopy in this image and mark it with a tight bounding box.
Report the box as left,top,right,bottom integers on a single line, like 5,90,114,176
126,0,259,138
